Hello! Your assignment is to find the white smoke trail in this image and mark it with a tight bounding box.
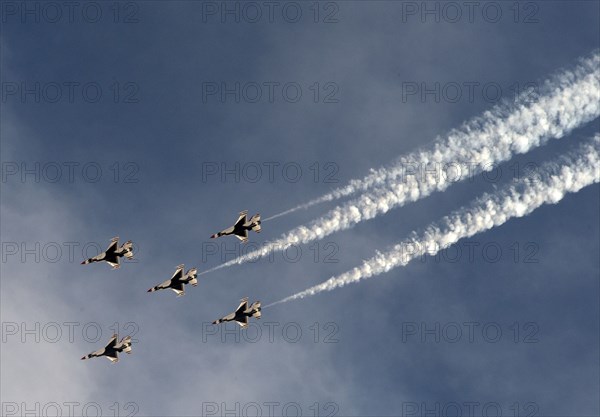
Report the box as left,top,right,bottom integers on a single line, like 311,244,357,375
265,134,600,306
263,208,306,222
262,51,600,223
201,52,599,275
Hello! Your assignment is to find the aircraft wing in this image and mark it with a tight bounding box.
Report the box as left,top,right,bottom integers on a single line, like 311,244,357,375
235,297,249,314
234,230,248,242
105,239,119,254
236,316,249,328
105,334,118,349
106,259,120,269
170,282,185,296
234,210,248,227
105,352,119,363
171,265,184,281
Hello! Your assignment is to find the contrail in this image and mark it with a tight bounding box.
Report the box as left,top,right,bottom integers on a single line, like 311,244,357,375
265,134,600,306
263,208,307,222
201,52,599,275
262,51,600,223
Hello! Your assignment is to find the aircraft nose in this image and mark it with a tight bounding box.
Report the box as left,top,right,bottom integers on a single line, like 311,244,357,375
80,261,85,265
210,234,216,239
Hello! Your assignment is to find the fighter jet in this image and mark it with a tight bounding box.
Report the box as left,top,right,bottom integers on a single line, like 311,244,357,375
81,236,134,269
81,334,132,363
210,210,261,243
147,264,198,297
212,297,261,328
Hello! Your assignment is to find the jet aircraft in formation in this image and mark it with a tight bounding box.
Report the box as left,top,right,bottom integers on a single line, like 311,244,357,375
148,264,198,296
80,210,263,363
210,210,261,243
81,334,132,363
81,236,134,269
212,297,262,328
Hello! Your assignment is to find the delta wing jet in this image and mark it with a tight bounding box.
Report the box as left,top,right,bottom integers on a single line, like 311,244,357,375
210,210,261,243
81,334,132,363
212,297,262,328
147,264,198,297
81,236,134,269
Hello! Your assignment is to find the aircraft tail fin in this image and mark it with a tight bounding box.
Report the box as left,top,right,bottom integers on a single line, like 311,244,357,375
122,241,134,259
120,336,133,353
250,301,262,319
250,214,261,233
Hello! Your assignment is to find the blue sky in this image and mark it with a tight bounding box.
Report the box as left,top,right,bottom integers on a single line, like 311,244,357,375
1,1,599,416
